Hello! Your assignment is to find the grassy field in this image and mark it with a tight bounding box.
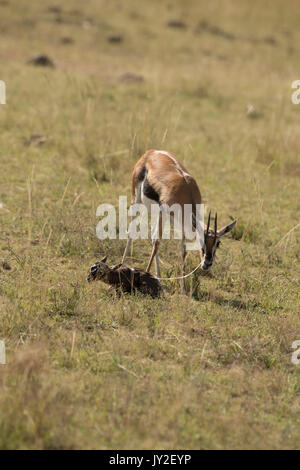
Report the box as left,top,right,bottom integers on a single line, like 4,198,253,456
0,0,300,449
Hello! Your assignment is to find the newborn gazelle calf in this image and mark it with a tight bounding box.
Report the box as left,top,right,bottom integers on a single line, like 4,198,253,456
87,256,163,298
122,149,236,293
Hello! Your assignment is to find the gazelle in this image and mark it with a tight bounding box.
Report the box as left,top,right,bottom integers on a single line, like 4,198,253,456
122,149,236,293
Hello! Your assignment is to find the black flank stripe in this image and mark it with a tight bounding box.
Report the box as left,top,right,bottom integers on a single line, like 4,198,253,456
143,176,160,203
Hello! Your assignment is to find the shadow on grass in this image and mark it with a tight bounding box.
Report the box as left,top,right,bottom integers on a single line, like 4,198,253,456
191,285,261,311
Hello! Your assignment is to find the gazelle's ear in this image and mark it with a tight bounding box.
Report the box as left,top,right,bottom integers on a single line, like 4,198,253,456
217,220,237,237
100,255,108,263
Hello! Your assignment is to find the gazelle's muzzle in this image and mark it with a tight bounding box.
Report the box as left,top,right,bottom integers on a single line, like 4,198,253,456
201,259,213,271
200,250,214,271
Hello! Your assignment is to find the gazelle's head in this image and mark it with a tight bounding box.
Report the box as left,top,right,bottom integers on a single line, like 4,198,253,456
87,256,110,282
200,212,236,271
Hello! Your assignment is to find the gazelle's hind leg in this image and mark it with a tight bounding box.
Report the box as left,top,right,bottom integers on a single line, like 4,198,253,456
154,252,161,278
181,238,187,294
147,211,162,275
122,236,132,264
122,184,142,264
147,239,160,274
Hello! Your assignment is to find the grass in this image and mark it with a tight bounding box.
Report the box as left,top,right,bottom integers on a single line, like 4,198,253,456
0,0,300,449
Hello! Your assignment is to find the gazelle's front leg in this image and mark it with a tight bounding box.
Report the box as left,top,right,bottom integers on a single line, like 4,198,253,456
180,238,187,294
147,239,160,273
147,212,162,275
154,252,161,278
122,235,132,264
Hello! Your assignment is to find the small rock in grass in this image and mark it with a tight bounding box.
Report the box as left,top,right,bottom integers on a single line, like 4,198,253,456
264,36,277,46
23,135,47,146
60,36,74,44
2,261,11,270
246,104,263,120
27,54,55,68
48,6,61,14
119,72,144,83
107,34,123,43
167,20,187,29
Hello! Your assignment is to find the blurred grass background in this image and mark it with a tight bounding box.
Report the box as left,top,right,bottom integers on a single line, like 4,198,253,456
0,0,300,449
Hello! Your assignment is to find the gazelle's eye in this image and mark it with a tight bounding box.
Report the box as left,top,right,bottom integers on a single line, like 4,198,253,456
216,240,221,248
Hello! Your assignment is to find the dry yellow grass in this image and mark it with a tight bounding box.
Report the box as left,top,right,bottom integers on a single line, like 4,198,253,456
0,0,300,449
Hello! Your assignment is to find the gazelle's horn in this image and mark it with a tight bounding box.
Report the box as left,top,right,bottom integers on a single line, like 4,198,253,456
206,210,211,236
214,212,218,238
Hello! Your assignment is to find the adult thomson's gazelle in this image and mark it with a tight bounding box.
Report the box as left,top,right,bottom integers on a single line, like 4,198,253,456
122,149,236,293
